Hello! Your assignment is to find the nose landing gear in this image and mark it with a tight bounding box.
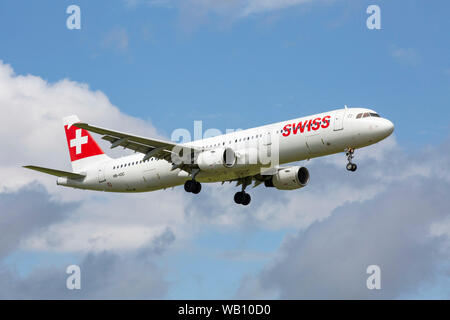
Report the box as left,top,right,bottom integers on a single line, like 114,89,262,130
346,163,357,172
345,148,357,172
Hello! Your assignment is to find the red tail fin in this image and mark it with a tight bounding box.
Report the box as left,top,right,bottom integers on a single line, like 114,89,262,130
63,115,108,171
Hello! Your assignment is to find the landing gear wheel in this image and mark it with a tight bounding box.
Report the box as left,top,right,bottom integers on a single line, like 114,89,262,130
234,191,251,205
184,180,194,192
345,148,357,172
184,180,201,193
192,181,202,194
234,191,244,204
234,177,252,205
242,193,251,206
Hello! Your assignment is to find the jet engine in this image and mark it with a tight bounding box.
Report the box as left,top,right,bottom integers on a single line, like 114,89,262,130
264,166,310,190
197,147,236,171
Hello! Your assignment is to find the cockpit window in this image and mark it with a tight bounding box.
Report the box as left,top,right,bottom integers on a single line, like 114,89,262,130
356,112,380,119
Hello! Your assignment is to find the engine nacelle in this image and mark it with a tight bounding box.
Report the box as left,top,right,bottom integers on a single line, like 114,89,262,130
264,166,310,190
197,147,236,171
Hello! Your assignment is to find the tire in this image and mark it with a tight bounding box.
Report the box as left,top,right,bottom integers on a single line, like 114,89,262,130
192,181,201,194
346,163,353,171
184,180,193,193
242,193,251,206
351,163,357,171
234,192,244,204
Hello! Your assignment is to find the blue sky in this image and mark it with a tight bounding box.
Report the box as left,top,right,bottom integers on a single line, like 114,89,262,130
0,0,449,299
1,0,449,146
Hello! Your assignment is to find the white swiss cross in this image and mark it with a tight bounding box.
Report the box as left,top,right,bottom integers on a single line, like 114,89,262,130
70,129,88,155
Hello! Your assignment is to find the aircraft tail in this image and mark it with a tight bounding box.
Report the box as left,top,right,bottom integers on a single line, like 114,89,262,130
63,115,110,172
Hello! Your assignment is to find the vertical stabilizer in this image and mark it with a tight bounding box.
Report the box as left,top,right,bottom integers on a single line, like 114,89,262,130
63,115,110,172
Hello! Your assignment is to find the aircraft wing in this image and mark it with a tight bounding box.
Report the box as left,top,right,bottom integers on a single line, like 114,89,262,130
23,165,86,179
74,122,200,161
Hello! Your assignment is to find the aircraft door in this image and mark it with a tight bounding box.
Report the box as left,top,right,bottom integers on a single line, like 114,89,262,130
98,166,106,183
262,130,272,157
333,109,346,131
257,128,274,168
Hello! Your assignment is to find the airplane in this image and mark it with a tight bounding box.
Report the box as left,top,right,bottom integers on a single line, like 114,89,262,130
24,106,394,205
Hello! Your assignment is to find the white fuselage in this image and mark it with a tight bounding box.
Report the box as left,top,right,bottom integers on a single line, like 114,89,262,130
57,107,394,192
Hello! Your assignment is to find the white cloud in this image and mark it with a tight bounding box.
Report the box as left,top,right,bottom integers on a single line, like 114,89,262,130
22,191,190,253
126,0,323,19
0,60,188,253
235,136,450,298
390,45,421,66
240,0,315,17
125,0,173,8
102,28,130,52
0,60,159,197
0,60,449,298
1,59,447,252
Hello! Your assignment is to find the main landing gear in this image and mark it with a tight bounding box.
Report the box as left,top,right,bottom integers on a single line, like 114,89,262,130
184,179,202,194
184,168,201,194
234,191,251,206
234,177,251,206
345,148,357,172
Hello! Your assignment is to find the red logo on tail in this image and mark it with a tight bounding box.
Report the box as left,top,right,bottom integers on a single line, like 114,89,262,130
64,125,104,162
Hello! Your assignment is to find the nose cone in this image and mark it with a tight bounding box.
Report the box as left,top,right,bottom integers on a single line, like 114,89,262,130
384,119,394,135
378,119,394,139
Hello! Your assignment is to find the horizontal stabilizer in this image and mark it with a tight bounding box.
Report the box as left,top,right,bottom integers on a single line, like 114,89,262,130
23,165,86,179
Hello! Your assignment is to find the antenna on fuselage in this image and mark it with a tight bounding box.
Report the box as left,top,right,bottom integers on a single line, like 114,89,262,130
344,104,348,109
